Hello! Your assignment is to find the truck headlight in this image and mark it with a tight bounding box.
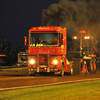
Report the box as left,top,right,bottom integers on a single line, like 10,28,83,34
53,60,58,65
29,59,35,65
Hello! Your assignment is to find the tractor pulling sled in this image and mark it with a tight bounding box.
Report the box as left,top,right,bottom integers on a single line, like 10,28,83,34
24,26,96,76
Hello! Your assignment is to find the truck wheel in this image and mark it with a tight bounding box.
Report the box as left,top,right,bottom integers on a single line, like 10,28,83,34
87,59,93,74
29,70,35,76
79,62,83,74
60,70,64,77
80,61,88,74
67,65,73,76
68,65,73,76
0,58,6,66
93,59,96,74
60,64,64,77
72,58,82,75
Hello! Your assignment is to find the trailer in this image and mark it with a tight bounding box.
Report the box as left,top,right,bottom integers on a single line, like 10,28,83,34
16,47,28,66
24,26,96,76
0,40,13,65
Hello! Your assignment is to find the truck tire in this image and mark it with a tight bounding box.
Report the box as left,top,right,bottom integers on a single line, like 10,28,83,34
0,58,6,66
87,59,93,74
79,62,83,74
29,70,35,76
80,61,88,74
93,58,96,74
0,58,3,66
60,63,64,77
72,58,82,75
68,65,73,76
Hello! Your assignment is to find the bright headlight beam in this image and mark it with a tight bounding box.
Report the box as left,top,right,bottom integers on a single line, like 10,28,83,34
29,59,35,65
84,36,90,39
74,36,77,39
53,60,58,65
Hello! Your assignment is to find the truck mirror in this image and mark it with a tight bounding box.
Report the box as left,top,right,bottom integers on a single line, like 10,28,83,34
24,36,28,46
61,34,63,38
61,34,63,44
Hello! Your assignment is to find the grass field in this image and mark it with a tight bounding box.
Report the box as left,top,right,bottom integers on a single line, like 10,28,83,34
0,65,27,70
0,80,100,100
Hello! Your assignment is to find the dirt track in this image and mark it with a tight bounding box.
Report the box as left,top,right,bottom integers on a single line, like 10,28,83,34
0,69,100,92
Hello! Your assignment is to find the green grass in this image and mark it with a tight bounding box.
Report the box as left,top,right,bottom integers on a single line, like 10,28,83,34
0,65,28,70
0,80,100,100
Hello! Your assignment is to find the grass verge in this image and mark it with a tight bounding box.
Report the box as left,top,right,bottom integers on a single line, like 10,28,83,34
0,80,100,100
0,65,27,70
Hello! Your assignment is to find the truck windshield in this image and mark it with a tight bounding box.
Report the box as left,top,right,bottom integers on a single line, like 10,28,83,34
29,33,60,47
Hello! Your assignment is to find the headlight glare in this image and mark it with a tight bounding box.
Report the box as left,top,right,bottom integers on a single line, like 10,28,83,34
53,60,58,65
29,59,35,65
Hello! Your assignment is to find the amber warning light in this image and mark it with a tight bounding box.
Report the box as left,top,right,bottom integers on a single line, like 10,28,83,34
24,36,28,46
79,30,86,33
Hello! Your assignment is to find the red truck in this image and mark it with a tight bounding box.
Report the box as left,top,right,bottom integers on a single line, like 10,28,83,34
24,26,96,76
24,26,74,76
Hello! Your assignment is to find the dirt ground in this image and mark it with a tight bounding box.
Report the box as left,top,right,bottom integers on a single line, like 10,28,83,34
0,69,100,91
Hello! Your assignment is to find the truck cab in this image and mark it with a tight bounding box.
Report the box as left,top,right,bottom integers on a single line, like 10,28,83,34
25,26,73,76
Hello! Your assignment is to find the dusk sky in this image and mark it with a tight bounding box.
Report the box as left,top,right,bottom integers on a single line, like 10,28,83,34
0,0,60,51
